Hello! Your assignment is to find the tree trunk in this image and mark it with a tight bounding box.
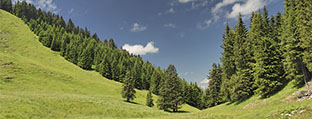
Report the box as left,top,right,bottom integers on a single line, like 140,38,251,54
300,59,311,93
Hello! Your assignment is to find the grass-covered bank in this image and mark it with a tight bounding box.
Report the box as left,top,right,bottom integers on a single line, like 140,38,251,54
0,10,197,119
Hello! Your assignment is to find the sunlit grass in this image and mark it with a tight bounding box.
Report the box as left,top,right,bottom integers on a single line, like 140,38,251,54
0,9,311,119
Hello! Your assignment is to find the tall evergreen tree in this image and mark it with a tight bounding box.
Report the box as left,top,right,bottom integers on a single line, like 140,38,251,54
150,67,163,95
60,32,71,57
78,38,95,70
157,64,183,112
296,0,312,88
281,0,306,86
121,71,136,102
204,63,222,107
66,18,75,33
220,22,235,102
109,38,117,49
230,14,254,101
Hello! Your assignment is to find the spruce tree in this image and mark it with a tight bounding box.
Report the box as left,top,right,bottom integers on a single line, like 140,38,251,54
230,14,254,101
253,36,284,97
204,63,222,107
157,64,183,112
99,56,112,79
78,38,95,70
109,38,117,49
146,90,154,107
281,0,306,86
220,22,235,102
66,18,75,33
121,71,136,102
60,33,71,57
296,0,312,88
150,67,163,95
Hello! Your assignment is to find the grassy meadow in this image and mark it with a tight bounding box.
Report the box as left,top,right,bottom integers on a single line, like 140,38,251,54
0,9,311,119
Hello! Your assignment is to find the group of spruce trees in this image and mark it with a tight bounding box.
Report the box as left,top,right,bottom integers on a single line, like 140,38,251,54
203,0,312,108
0,0,204,111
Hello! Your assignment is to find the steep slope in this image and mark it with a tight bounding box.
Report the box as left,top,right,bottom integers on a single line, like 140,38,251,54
0,10,198,119
153,81,312,119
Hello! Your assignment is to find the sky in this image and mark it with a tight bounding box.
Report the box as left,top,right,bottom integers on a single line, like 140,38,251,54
14,0,285,88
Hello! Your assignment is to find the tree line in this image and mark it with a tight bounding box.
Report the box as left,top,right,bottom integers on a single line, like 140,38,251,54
203,0,312,108
0,0,205,111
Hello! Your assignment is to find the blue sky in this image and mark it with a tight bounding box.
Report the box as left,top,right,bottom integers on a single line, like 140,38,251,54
15,0,284,87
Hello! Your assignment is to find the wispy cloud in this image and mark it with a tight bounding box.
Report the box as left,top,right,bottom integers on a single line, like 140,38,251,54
197,19,212,30
130,23,147,32
197,0,268,29
122,42,159,55
164,23,176,28
158,7,175,16
68,8,74,14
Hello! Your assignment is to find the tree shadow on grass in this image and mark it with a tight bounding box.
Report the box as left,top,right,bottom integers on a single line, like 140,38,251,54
123,100,141,105
233,95,253,105
167,110,190,113
259,79,292,99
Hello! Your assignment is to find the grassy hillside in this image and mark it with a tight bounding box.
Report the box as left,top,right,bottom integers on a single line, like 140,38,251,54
0,10,198,119
0,9,311,119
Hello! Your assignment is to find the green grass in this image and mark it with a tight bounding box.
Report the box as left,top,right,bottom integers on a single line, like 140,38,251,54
0,9,311,119
0,10,197,119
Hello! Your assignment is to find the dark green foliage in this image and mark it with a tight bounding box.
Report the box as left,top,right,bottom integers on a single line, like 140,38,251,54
157,65,184,112
296,0,312,83
60,33,71,57
109,38,117,49
92,33,100,41
281,0,310,87
150,67,163,95
78,38,96,70
186,82,203,109
220,22,236,102
230,14,254,101
203,63,222,107
146,90,154,107
122,71,136,102
66,18,75,33
0,0,12,12
253,36,284,97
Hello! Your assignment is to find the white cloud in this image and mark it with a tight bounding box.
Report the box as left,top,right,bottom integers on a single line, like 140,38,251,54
164,23,176,28
227,0,266,19
130,23,147,32
178,0,194,3
122,42,159,55
13,0,58,14
211,0,268,20
197,19,212,30
212,0,239,14
200,78,211,84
